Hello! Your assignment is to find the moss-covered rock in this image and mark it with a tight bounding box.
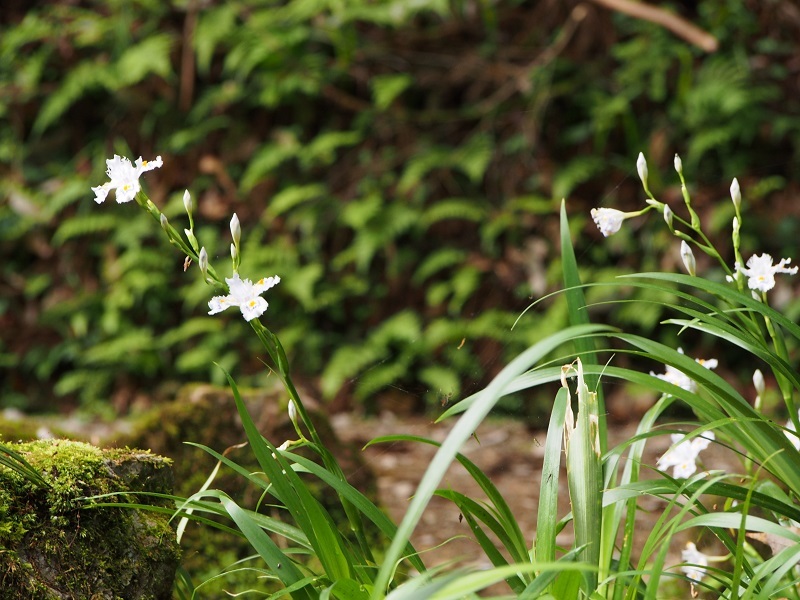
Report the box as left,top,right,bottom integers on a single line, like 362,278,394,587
0,384,378,594
0,439,179,599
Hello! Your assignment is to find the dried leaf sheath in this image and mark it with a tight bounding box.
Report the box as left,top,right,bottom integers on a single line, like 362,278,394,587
563,359,603,594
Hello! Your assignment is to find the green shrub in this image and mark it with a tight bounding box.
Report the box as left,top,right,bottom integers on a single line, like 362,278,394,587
2,1,799,412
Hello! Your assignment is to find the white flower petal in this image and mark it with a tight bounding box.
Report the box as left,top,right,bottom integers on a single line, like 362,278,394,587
672,460,698,479
690,432,715,452
681,542,709,583
115,182,140,203
208,295,232,315
658,432,714,478
696,358,718,370
253,275,281,294
92,183,112,204
224,274,253,303
240,297,268,321
136,155,163,173
786,411,800,451
651,349,717,395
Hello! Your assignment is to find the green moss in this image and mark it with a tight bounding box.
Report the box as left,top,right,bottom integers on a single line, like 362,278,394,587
0,439,179,599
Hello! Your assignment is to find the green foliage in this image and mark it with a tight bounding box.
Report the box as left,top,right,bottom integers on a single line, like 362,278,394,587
3,0,800,412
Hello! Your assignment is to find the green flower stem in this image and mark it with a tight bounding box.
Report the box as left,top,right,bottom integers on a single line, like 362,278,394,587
249,319,376,565
641,181,655,202
677,168,701,230
662,211,730,277
759,299,795,411
645,187,729,276
135,191,224,286
732,222,745,291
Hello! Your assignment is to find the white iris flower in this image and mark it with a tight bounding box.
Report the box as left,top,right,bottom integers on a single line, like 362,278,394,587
92,155,162,204
650,348,718,394
208,273,280,321
734,253,798,293
658,432,715,479
681,541,709,583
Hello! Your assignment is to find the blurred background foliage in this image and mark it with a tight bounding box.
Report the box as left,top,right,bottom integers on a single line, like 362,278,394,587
2,0,800,418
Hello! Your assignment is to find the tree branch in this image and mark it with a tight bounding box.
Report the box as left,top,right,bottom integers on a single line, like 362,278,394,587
589,0,719,52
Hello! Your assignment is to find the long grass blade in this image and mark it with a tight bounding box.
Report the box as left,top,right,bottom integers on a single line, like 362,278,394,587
283,450,426,574
368,434,528,565
208,489,316,598
220,366,353,585
0,442,50,488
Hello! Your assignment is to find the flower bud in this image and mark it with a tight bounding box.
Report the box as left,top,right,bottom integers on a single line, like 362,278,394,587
160,213,169,231
645,198,665,211
730,178,741,211
674,154,683,175
663,205,674,229
637,152,648,188
184,228,199,252
183,190,193,215
231,242,237,261
753,369,765,398
590,207,626,237
230,213,241,248
288,400,298,427
198,247,208,277
680,240,696,276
